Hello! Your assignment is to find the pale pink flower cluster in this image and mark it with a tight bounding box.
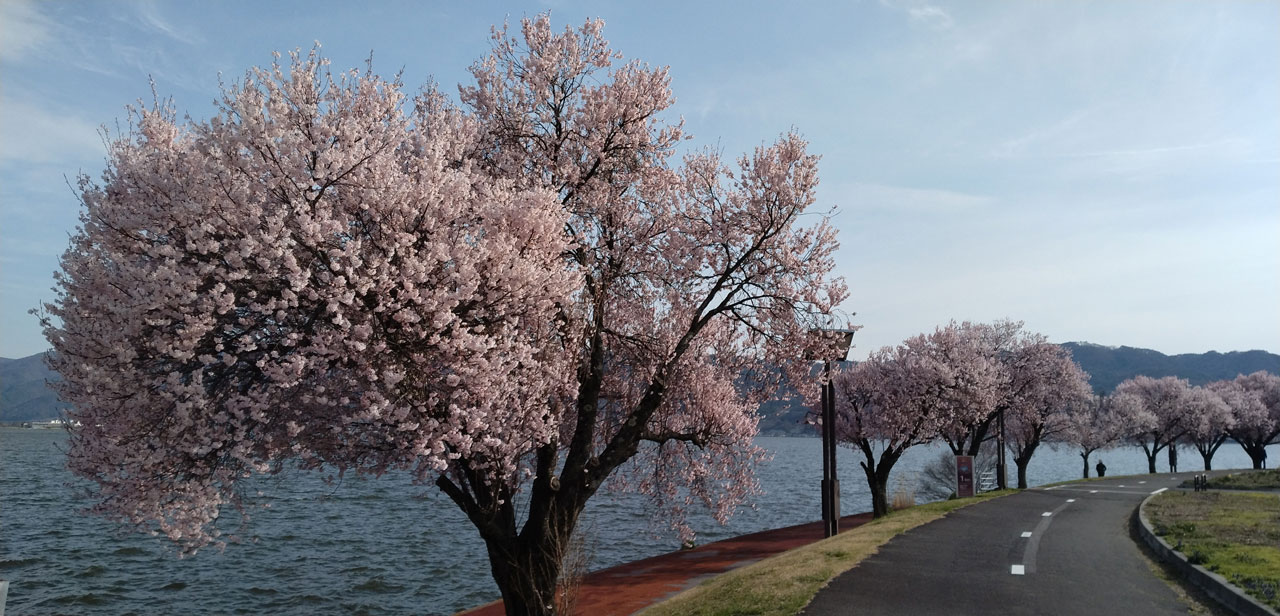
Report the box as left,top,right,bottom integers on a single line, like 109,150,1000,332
1226,371,1280,452
1113,375,1206,471
43,14,846,576
1067,371,1279,473
45,49,577,550
830,320,1093,511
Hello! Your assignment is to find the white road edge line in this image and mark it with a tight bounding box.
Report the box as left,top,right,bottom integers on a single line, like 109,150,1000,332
1151,487,1168,495
1021,531,1033,538
1011,565,1026,575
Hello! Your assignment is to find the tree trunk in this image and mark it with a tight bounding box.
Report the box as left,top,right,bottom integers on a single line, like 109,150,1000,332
1080,451,1090,479
486,536,565,616
867,467,889,518
1194,442,1216,471
859,441,902,519
1012,430,1041,490
1242,443,1267,470
1141,443,1159,474
965,416,993,457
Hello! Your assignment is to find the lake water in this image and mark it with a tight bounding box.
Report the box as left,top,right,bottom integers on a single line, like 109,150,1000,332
2,427,1274,615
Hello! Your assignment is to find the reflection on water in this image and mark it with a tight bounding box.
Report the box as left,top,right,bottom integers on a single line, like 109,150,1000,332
1,428,1273,615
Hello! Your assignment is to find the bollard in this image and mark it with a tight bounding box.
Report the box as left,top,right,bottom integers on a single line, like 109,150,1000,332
2,578,9,616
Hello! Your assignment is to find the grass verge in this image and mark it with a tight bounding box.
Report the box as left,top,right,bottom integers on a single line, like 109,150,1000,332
639,490,1014,616
1181,469,1280,491
1146,491,1280,611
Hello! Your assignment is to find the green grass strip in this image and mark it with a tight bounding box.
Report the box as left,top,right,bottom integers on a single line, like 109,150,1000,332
1196,469,1280,491
640,490,1014,616
1147,490,1280,611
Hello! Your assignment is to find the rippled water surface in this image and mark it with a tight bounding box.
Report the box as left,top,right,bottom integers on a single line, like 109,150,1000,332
2,428,1273,615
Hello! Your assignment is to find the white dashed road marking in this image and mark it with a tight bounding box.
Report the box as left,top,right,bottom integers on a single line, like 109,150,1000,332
1017,498,1076,576
1066,499,1076,503
1151,487,1168,495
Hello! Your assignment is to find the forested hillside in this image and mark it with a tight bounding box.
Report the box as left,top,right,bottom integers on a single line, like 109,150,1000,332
0,353,69,422
1060,342,1280,393
5,343,1278,427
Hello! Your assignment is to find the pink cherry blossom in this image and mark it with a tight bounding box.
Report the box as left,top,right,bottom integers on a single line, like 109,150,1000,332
1063,394,1128,478
1227,371,1280,468
1113,375,1195,473
1003,342,1093,488
41,16,846,615
1181,384,1234,470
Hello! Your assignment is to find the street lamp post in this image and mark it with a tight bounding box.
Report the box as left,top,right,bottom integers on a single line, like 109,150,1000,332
812,327,857,538
996,408,1007,490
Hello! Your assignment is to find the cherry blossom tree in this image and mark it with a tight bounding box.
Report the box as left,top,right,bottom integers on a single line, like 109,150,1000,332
933,320,1088,489
929,321,1003,457
1228,371,1280,469
833,333,975,518
42,17,846,616
1113,376,1194,473
1063,394,1127,479
1003,343,1093,489
1183,383,1234,470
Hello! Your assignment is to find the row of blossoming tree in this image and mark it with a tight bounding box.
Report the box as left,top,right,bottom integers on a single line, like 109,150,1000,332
830,320,1280,518
1064,371,1280,475
40,16,847,616
831,320,1095,517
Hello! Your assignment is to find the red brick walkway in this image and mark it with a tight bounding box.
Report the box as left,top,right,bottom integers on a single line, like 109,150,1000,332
457,512,873,616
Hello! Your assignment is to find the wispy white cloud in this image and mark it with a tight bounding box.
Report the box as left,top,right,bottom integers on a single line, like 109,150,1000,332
133,0,202,46
908,5,953,30
1068,139,1250,161
0,0,54,61
836,182,991,214
0,97,104,166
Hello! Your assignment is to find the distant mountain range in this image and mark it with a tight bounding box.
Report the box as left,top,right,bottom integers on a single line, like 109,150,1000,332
4,344,1279,429
754,342,1280,437
1058,342,1280,393
1,353,69,422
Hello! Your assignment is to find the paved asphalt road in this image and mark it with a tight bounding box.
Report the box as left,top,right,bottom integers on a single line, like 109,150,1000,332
804,471,1231,616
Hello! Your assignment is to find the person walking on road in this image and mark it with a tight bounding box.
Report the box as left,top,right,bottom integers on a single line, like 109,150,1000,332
1096,460,1107,477
1168,444,1178,473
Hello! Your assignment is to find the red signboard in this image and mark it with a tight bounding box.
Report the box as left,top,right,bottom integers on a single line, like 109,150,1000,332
956,455,975,498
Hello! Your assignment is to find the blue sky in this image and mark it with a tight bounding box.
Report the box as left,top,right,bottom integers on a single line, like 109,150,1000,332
2,0,1277,360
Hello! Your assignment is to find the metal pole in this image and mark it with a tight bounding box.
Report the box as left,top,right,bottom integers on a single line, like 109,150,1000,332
827,372,840,536
821,361,833,537
996,409,1007,490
